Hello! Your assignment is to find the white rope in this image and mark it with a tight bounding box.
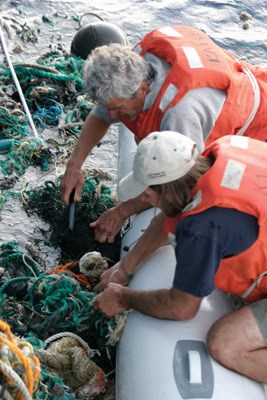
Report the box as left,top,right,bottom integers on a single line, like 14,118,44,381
0,20,39,139
0,359,32,400
22,253,43,277
241,271,267,299
44,331,98,357
236,66,261,136
0,386,13,400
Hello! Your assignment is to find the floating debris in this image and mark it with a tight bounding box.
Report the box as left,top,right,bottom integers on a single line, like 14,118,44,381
240,11,252,22
0,8,125,399
37,334,106,399
24,175,120,264
0,319,41,399
79,251,109,285
242,21,250,30
0,239,126,397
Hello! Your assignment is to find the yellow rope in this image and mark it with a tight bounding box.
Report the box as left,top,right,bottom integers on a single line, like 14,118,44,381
0,319,41,398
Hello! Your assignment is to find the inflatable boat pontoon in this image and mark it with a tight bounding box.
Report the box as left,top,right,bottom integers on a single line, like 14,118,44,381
116,126,265,400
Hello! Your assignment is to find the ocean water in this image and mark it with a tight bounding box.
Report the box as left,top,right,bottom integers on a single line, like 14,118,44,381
1,0,267,64
0,0,266,259
2,0,267,61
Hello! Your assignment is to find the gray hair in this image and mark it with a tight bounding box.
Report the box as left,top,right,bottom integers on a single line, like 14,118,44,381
83,43,153,104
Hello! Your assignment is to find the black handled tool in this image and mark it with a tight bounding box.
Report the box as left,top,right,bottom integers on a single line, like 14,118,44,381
69,189,75,231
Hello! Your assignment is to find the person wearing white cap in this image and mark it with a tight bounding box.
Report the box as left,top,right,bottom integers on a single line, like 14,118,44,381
94,130,267,383
117,130,199,201
61,25,267,245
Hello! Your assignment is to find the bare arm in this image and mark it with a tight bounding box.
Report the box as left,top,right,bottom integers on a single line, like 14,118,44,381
93,212,203,320
94,284,202,320
61,113,110,204
94,212,168,289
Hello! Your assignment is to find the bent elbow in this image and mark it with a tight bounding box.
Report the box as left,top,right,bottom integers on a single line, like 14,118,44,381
172,309,198,321
169,289,201,321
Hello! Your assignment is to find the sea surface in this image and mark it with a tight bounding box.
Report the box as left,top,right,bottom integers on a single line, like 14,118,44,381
0,0,266,260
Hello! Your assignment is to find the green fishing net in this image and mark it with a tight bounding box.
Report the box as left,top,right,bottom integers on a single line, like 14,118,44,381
0,13,123,400
24,173,121,264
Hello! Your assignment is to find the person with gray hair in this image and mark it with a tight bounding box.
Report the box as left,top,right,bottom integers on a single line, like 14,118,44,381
61,25,267,244
93,130,267,384
83,43,154,106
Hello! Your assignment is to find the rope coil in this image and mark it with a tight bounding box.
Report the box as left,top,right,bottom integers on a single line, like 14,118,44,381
0,319,41,399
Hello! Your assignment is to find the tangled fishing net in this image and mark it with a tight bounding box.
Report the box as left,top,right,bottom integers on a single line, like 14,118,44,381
0,239,128,398
0,15,96,208
37,334,106,399
0,10,129,399
23,171,121,264
0,319,41,400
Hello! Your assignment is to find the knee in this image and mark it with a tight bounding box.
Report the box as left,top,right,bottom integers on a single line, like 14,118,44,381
206,321,224,361
207,319,238,368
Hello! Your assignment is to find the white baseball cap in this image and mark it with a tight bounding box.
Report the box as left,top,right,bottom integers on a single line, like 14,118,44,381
118,131,199,201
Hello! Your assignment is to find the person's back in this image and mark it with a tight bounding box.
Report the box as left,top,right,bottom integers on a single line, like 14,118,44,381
61,25,267,244
84,26,267,145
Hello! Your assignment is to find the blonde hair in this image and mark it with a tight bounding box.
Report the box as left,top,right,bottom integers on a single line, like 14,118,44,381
151,155,213,217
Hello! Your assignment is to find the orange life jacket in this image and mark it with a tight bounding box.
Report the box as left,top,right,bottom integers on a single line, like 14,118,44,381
164,135,267,302
120,26,267,144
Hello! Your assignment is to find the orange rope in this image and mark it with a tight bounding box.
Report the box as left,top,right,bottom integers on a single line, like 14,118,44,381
0,319,14,342
29,355,41,393
50,261,91,287
19,340,41,393
0,320,41,397
0,335,34,394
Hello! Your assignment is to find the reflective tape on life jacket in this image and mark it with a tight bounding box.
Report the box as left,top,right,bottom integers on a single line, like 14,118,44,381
120,25,267,144
233,66,260,136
